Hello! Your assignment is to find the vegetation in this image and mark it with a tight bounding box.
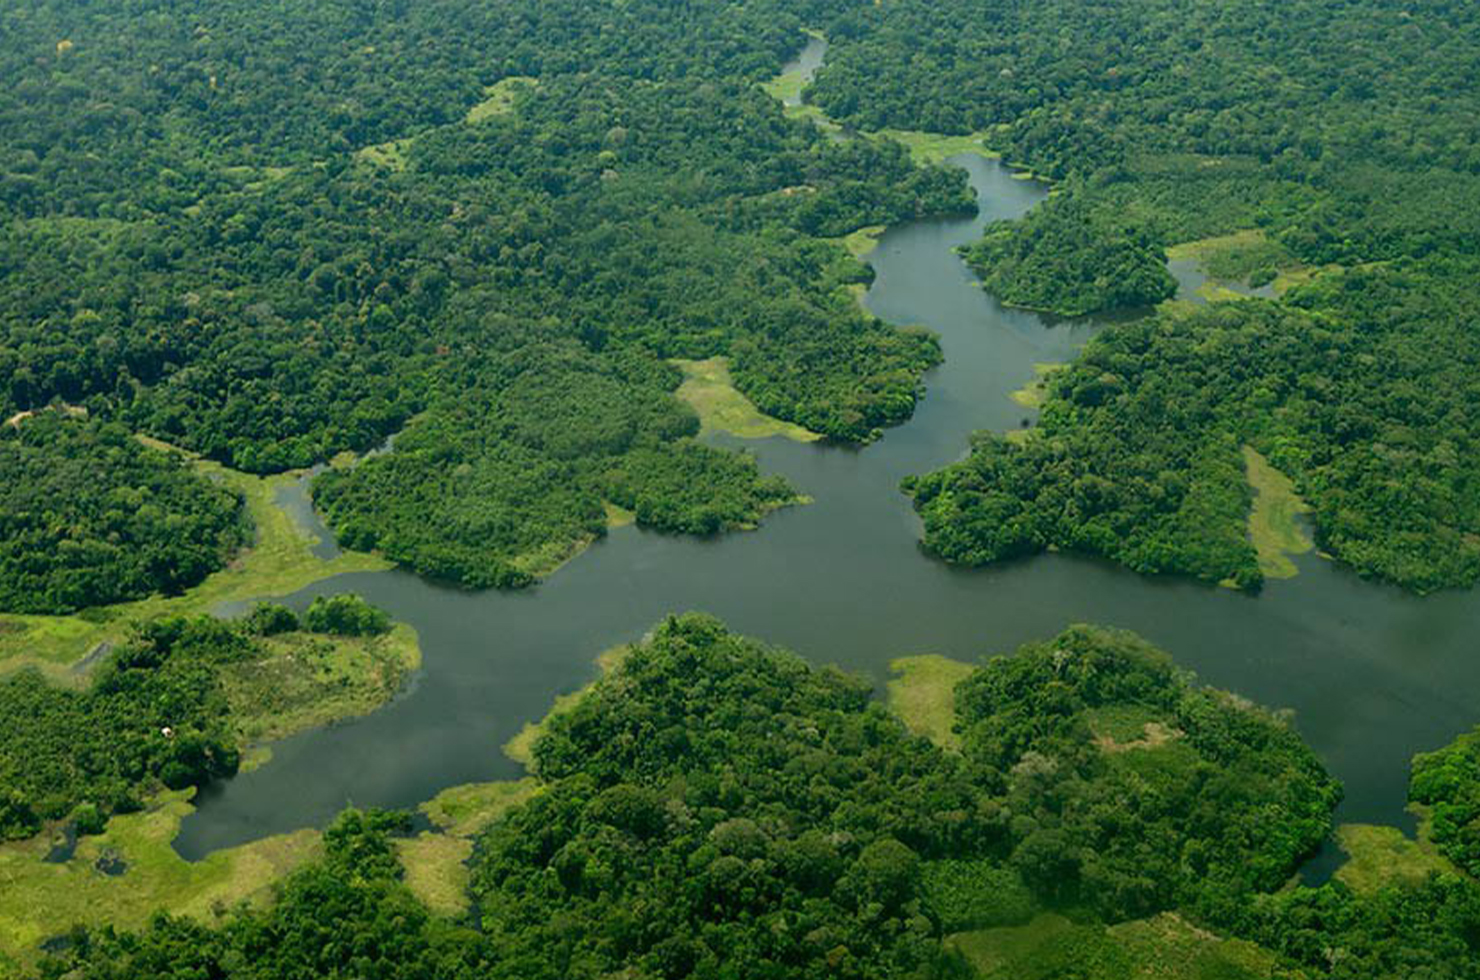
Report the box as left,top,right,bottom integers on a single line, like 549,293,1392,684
1243,448,1312,581
0,446,388,674
0,0,980,598
674,357,821,443
220,621,418,743
0,600,409,840
964,191,1178,315
1410,726,1480,877
1333,824,1454,895
24,614,1480,979
949,911,1301,980
907,260,1480,592
784,0,1480,594
886,654,975,750
0,416,247,614
0,790,321,972
809,0,1480,313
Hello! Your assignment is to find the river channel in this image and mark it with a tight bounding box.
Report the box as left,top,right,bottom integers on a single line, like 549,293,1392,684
177,50,1480,871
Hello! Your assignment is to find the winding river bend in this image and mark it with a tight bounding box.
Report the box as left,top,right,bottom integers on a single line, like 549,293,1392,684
178,99,1480,871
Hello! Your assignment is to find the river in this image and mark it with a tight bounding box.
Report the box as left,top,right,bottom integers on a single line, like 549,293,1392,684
177,57,1480,875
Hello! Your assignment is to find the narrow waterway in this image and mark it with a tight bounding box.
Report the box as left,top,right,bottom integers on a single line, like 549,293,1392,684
179,146,1480,872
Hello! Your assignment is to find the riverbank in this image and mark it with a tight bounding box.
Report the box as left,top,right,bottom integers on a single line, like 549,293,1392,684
0,444,390,677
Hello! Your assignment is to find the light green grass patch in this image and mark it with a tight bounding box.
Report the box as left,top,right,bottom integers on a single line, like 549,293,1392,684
1009,362,1067,409
1165,229,1270,264
222,622,421,743
355,138,414,171
950,911,1299,979
1334,823,1456,894
1243,447,1312,579
673,357,821,442
760,30,824,105
886,654,975,750
603,500,637,529
1194,281,1252,303
1167,230,1309,298
421,778,542,839
467,76,538,124
761,67,808,106
509,531,601,579
504,645,630,770
0,790,321,969
396,833,475,917
1085,704,1169,745
1107,913,1302,979
0,440,391,675
829,224,886,260
873,129,999,164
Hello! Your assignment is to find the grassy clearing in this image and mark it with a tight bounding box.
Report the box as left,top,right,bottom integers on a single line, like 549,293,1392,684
1243,447,1312,580
950,911,1297,980
422,779,542,839
1334,822,1456,893
761,66,808,106
396,833,475,917
1008,362,1067,409
222,622,421,743
603,500,637,529
0,443,391,677
0,790,321,970
510,531,601,579
1165,229,1269,264
1085,704,1171,744
886,654,975,750
874,129,1000,164
1166,230,1321,300
1194,280,1253,303
400,777,544,915
355,137,414,171
504,645,630,770
760,30,825,105
506,501,637,579
830,224,886,260
673,357,822,442
467,76,538,124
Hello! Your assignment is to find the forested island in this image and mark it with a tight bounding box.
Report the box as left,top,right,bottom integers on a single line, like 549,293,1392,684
4,0,1480,976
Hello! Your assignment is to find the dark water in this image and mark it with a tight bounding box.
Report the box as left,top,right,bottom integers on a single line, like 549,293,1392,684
178,154,1480,869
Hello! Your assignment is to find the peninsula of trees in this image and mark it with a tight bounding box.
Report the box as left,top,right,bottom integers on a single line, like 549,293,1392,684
30,616,1480,979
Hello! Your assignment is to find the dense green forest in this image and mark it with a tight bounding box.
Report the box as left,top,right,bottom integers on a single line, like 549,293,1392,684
9,0,1477,597
0,414,247,614
808,0,1480,313
1411,727,1480,878
905,257,1480,591
796,0,1480,590
0,597,394,841
0,0,975,597
32,616,1480,979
